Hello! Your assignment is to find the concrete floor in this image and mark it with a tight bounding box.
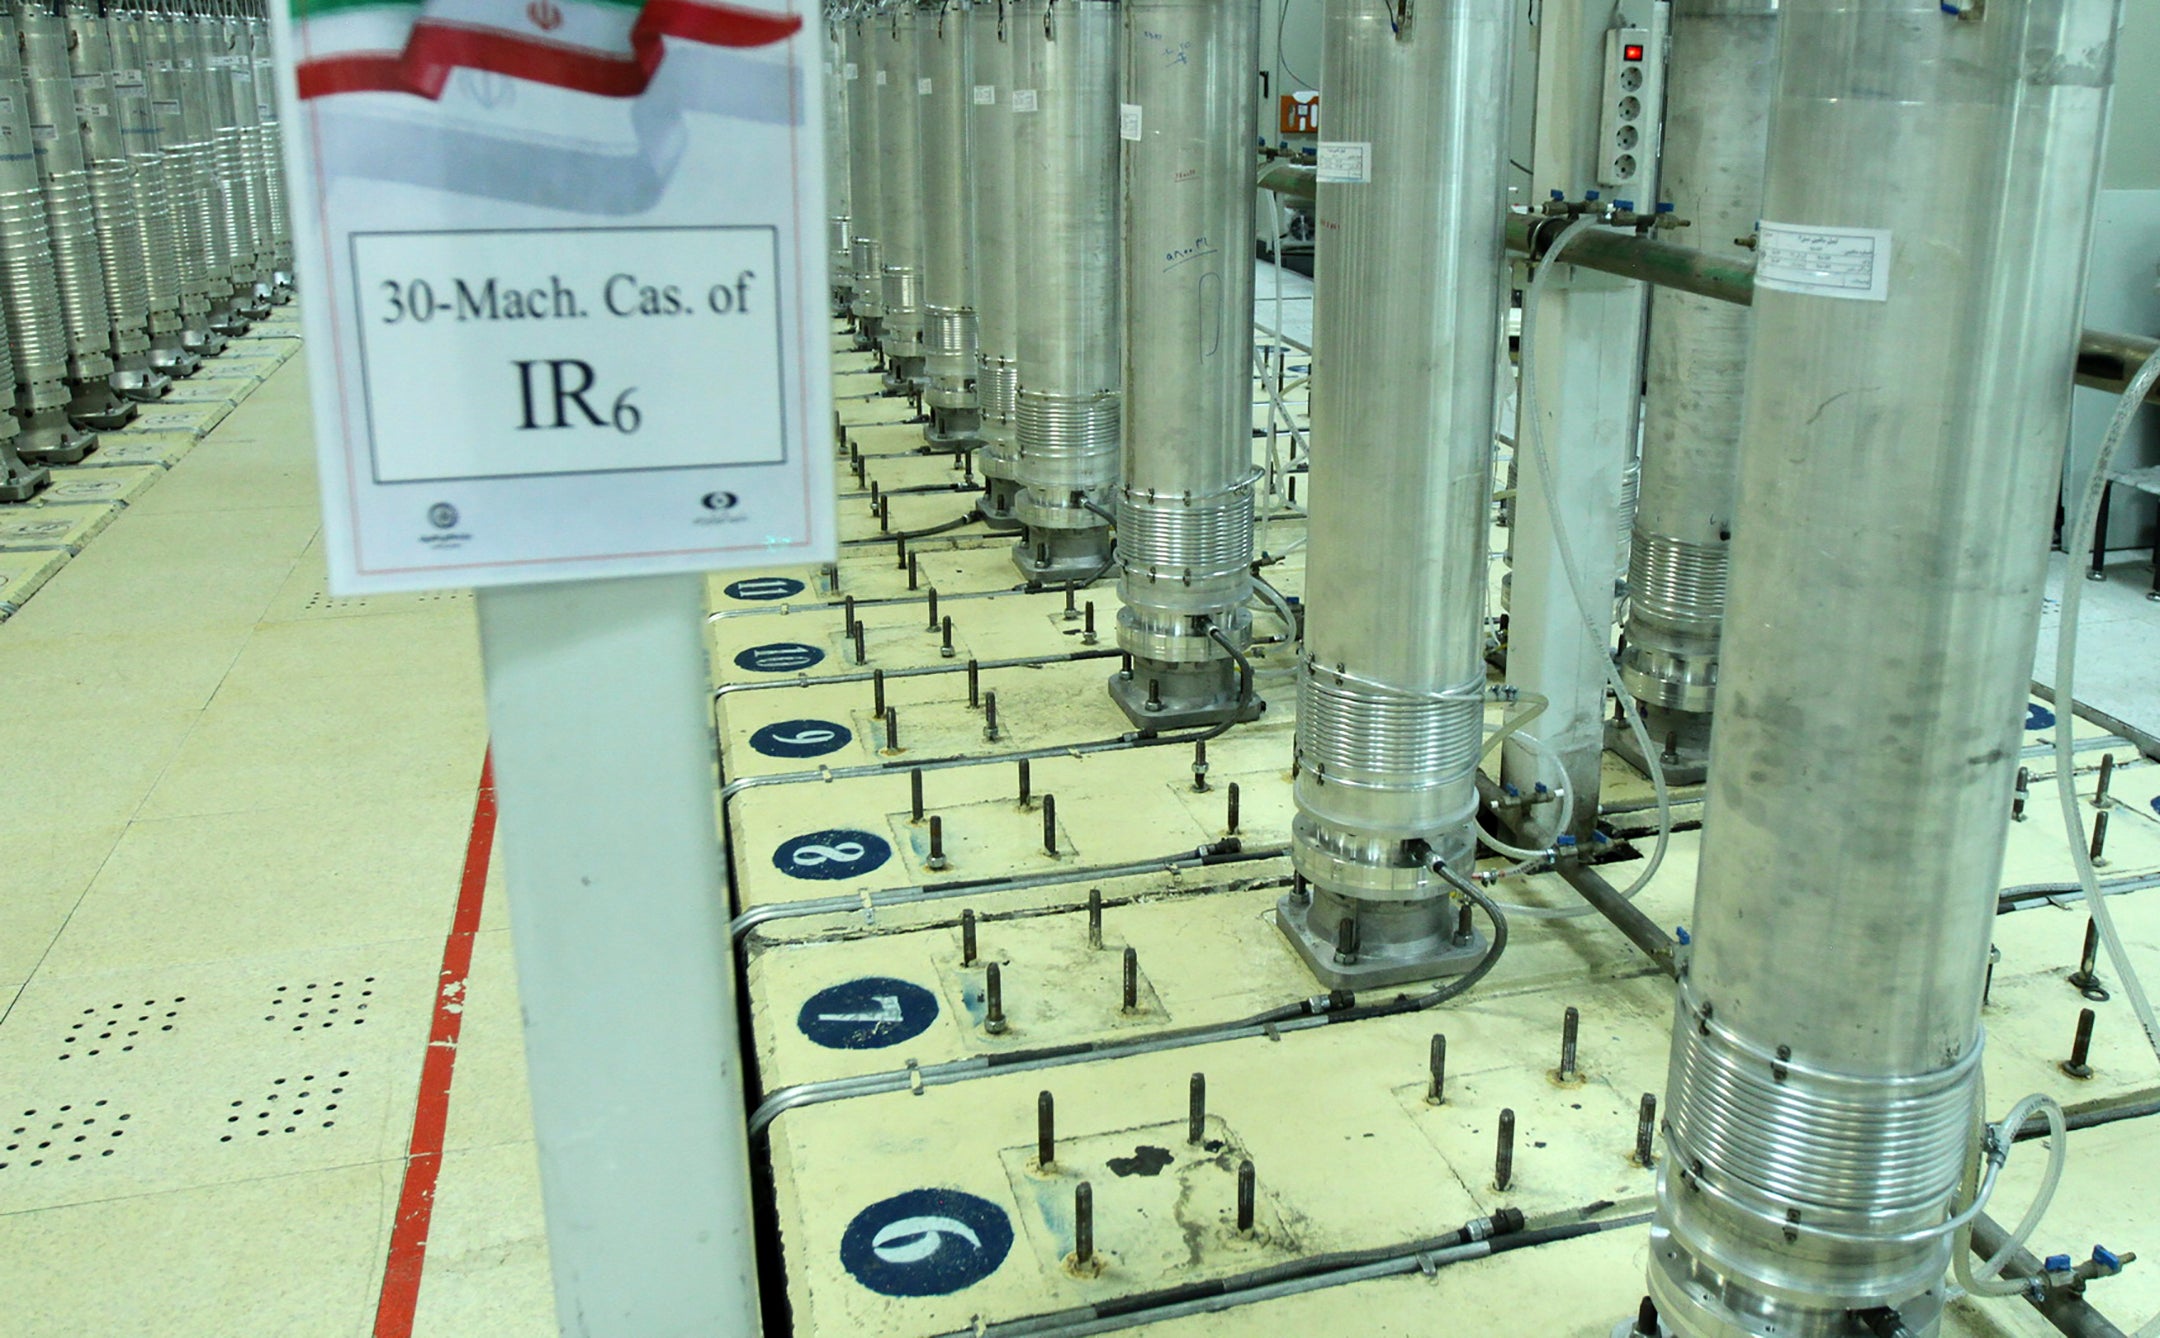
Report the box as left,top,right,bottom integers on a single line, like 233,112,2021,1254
0,347,555,1337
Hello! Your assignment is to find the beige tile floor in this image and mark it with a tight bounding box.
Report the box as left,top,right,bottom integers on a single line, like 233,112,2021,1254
0,353,556,1337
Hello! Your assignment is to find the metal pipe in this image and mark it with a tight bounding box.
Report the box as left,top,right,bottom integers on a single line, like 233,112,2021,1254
1967,1213,2131,1338
1107,0,1260,729
1650,3,2124,1335
1617,0,1776,756
968,0,1025,527
1279,0,1513,990
919,1,980,446
1009,0,1121,584
877,3,928,388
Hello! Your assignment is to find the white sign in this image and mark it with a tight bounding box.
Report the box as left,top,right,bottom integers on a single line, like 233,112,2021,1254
1009,87,1038,112
1755,222,1893,302
272,0,833,593
1315,141,1372,184
971,83,995,105
1119,102,1142,141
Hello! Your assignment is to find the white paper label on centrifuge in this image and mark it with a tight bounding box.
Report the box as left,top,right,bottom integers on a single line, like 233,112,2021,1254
1315,141,1371,184
1010,87,1038,112
876,68,887,85
270,0,834,593
1755,222,1893,302
844,61,858,79
972,84,995,105
1119,103,1142,140
917,77,932,95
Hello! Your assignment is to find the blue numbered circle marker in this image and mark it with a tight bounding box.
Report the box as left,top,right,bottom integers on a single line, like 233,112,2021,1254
774,829,892,880
841,1189,1014,1297
724,576,806,602
798,977,939,1050
750,719,853,759
735,641,825,674
2025,703,2056,731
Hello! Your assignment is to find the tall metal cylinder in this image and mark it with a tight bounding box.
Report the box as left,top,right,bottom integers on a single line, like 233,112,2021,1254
1279,0,1511,989
846,14,886,341
825,21,854,307
141,0,223,354
0,7,98,460
1649,3,2123,1335
173,0,246,332
104,0,196,371
876,3,927,389
1108,0,1260,727
190,0,264,316
967,0,1024,527
1009,0,1120,585
65,0,168,401
20,1,120,392
246,0,292,293
1618,0,1776,777
918,0,979,446
218,0,275,306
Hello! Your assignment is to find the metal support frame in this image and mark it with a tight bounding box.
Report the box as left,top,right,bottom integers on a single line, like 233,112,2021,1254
477,576,762,1337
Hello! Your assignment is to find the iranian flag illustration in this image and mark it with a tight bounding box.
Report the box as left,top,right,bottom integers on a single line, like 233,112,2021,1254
291,0,803,101
288,0,422,99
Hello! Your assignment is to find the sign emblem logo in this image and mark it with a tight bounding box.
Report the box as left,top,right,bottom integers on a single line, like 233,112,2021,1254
734,642,824,674
749,718,850,759
841,1189,1013,1297
797,977,938,1049
772,830,891,881
525,0,563,31
427,502,459,529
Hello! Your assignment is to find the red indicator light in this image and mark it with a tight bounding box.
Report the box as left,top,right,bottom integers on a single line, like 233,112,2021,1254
1623,43,1644,60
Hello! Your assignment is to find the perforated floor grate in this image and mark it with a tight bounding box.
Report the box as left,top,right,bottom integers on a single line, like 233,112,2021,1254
3,1101,131,1171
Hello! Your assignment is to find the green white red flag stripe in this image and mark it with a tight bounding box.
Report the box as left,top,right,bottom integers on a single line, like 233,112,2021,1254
291,0,802,100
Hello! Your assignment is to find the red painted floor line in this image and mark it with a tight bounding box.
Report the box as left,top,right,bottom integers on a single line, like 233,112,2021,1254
374,750,497,1338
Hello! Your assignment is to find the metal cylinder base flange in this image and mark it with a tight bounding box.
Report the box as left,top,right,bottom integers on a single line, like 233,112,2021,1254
978,463,1025,531
1011,522,1113,587
15,405,97,466
69,378,136,431
1277,818,1489,992
1609,702,1714,788
1105,618,1261,726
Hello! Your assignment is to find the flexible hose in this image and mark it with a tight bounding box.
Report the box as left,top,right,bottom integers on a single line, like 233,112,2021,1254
2053,344,2160,1066
1516,215,1674,903
885,508,986,541
1480,689,1548,760
1412,869,1511,1010
1953,1091,2067,1297
1251,572,1301,644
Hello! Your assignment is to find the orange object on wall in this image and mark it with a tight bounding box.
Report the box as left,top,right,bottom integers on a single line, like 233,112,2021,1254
1279,91,1319,135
